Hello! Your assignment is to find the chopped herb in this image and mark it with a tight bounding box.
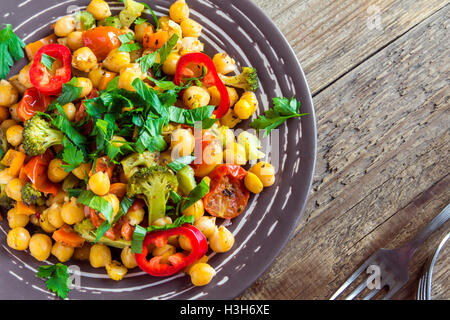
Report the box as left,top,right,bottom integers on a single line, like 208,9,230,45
147,215,194,233
41,53,56,71
167,155,196,172
0,24,25,79
37,263,71,299
76,190,114,223
131,224,147,254
182,178,210,211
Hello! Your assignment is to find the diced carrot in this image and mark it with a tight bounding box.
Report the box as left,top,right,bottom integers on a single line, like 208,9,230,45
25,34,57,61
15,201,36,216
52,225,85,248
98,71,117,91
1,150,26,177
143,30,169,50
108,183,127,199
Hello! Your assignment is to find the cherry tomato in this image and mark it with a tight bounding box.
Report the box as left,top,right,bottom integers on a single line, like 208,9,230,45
17,87,52,121
203,164,250,219
82,26,122,60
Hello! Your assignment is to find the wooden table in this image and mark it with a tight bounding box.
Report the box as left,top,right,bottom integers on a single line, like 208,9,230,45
239,0,450,300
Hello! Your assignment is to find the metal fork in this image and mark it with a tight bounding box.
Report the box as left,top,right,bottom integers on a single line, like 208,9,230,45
417,232,450,300
330,203,450,300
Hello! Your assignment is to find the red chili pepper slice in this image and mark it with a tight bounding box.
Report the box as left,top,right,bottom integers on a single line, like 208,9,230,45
29,44,72,96
22,150,60,195
203,164,250,219
17,87,52,121
174,53,230,118
135,224,208,277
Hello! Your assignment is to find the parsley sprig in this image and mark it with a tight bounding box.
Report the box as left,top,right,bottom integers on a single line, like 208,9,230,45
0,24,25,79
37,263,71,299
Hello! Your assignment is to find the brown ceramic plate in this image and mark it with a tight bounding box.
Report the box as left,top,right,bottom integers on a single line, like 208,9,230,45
0,0,316,300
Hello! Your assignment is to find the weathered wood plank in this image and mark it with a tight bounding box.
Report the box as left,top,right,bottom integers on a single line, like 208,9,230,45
239,4,449,300
252,0,448,94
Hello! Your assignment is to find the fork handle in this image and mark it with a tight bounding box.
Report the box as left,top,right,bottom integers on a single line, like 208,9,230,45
402,203,450,258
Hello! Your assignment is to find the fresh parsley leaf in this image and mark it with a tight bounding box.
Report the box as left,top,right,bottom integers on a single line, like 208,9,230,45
137,51,157,74
61,137,85,172
41,53,56,71
134,17,147,25
0,24,25,79
118,32,141,52
37,264,71,299
76,190,114,223
250,97,308,136
51,103,87,149
168,105,217,129
151,34,179,77
167,155,196,172
169,190,183,203
182,178,210,211
47,77,82,111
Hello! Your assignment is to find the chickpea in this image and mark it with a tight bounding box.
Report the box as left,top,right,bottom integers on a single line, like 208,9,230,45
7,227,30,251
119,247,137,269
171,128,195,158
125,207,145,226
194,216,217,239
106,260,128,281
189,263,216,286
46,203,64,229
47,190,67,206
88,66,104,88
9,103,20,122
18,64,33,89
62,102,76,121
67,31,84,51
179,37,204,55
118,64,145,91
213,53,236,75
57,37,69,47
244,172,264,194
7,208,29,229
152,216,173,227
220,108,241,128
180,18,202,37
72,47,98,72
51,241,74,262
241,91,258,108
39,210,57,233
162,52,181,76
88,171,110,196
74,242,91,261
152,244,176,263
6,125,23,147
234,98,257,120
29,214,40,227
169,0,190,23
178,234,193,251
103,49,131,73
72,163,92,180
184,255,208,274
0,80,19,107
102,193,120,217
54,16,76,37
47,158,70,183
61,197,85,225
5,178,26,202
111,135,127,148
216,125,235,149
0,106,9,122
223,142,247,165
87,0,111,20
183,86,210,109
182,199,204,221
77,77,94,97
249,162,275,187
0,119,17,131
209,226,235,253
29,233,53,261
90,244,112,268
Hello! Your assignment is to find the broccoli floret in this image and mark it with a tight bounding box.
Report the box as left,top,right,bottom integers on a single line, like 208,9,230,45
75,11,96,30
0,184,14,212
121,151,159,179
22,115,64,156
219,67,260,92
98,16,122,29
126,166,178,224
21,183,46,206
74,219,131,249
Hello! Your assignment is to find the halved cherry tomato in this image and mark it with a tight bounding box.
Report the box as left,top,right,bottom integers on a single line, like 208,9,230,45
82,26,122,60
22,150,59,195
17,87,52,121
191,130,223,178
29,44,72,95
203,164,250,219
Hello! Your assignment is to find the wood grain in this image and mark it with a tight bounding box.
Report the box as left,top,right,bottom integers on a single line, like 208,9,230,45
252,0,448,94
240,1,450,300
